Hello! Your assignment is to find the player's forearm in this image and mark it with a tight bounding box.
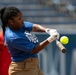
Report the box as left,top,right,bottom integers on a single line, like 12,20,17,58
32,24,46,32
32,39,49,54
32,31,59,54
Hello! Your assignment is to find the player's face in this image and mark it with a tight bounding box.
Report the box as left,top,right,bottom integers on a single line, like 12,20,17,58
8,12,24,30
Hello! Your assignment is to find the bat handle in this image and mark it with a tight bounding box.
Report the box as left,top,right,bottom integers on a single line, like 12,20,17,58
56,40,66,53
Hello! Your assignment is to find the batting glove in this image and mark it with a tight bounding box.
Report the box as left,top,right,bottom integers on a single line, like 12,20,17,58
47,32,60,43
45,28,57,35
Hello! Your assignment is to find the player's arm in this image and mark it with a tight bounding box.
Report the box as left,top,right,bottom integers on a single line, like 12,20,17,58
32,24,59,37
32,32,59,54
32,24,46,32
32,39,50,54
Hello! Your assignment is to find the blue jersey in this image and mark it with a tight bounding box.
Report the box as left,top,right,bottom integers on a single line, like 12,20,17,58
5,21,39,62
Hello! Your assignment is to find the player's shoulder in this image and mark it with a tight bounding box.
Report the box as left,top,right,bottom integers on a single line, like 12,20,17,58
24,21,33,25
24,21,32,23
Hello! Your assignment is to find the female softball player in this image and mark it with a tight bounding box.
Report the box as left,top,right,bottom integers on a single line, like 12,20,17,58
0,7,59,75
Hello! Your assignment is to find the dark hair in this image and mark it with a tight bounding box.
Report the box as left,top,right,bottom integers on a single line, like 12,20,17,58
0,7,21,35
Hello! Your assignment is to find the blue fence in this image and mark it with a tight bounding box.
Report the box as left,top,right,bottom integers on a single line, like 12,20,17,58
36,32,76,75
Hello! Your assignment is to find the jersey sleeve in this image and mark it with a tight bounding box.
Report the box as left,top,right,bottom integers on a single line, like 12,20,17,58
10,37,35,53
23,21,34,32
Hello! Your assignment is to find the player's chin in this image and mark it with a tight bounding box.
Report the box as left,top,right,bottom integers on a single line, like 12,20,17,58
19,23,23,28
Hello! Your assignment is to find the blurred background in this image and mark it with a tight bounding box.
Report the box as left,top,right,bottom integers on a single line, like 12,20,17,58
0,0,76,75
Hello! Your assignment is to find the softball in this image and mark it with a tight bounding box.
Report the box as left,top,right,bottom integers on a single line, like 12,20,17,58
60,36,69,44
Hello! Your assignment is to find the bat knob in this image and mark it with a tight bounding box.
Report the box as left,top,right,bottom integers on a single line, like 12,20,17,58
62,49,66,53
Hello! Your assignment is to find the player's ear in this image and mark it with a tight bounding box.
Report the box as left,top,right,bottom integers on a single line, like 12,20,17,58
8,19,13,25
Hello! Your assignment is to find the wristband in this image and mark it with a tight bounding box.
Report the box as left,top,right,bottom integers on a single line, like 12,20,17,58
47,36,55,43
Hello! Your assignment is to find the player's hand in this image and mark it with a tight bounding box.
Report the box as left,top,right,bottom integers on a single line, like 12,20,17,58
51,32,59,40
47,32,60,43
45,28,57,35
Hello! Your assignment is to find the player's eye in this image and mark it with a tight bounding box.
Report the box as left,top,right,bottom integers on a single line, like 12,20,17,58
18,17,21,20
